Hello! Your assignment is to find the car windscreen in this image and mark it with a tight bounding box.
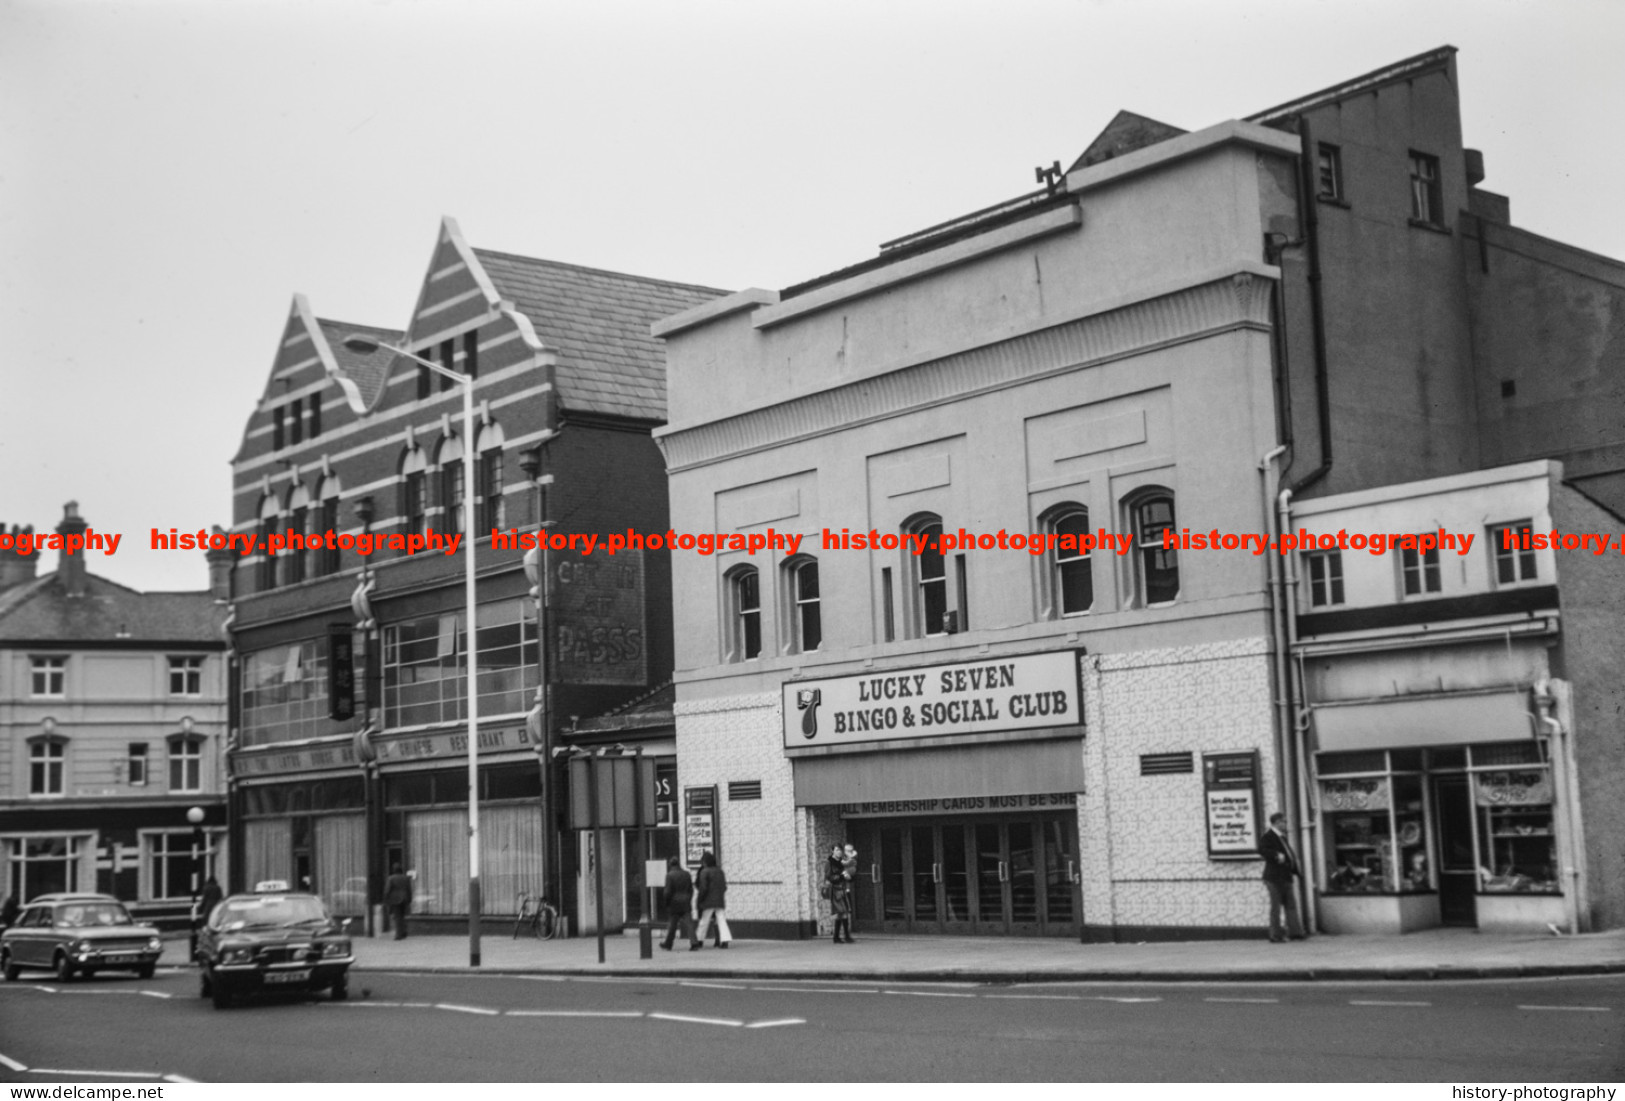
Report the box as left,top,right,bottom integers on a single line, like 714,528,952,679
214,895,329,929
57,903,135,927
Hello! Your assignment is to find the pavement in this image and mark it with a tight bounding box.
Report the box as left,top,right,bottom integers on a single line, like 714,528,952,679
160,923,1625,983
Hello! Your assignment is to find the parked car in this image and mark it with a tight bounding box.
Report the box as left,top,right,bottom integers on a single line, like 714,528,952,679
1,893,163,982
195,882,353,1009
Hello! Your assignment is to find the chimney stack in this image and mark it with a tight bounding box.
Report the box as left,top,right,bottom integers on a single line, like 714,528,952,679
56,501,89,597
0,522,39,590
206,525,234,601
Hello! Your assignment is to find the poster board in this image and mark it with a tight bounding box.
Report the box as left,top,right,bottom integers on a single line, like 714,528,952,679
1203,751,1262,859
684,785,718,867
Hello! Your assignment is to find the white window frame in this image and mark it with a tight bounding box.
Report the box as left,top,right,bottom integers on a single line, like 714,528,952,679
724,565,762,662
30,656,66,698
1305,550,1345,607
168,655,204,696
1399,543,1441,597
27,737,67,797
1042,504,1093,618
128,743,149,786
138,828,224,902
167,736,205,794
781,557,821,654
1488,521,1539,587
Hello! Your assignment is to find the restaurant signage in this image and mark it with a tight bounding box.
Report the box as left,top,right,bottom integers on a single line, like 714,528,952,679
372,723,533,764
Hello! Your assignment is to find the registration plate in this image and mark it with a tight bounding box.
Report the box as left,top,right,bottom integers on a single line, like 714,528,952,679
104,954,135,962
263,969,312,984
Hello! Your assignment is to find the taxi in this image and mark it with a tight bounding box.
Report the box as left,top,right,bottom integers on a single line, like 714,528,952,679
195,881,353,1009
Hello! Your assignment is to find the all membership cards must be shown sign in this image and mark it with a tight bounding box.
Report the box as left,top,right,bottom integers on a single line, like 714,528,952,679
782,650,1083,750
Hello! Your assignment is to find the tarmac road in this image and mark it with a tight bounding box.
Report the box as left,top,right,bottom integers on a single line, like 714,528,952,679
1,967,1621,1082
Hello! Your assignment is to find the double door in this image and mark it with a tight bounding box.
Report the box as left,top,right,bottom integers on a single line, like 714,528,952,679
850,814,1080,937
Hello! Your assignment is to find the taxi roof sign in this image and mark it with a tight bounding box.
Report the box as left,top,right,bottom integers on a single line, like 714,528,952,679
252,879,292,893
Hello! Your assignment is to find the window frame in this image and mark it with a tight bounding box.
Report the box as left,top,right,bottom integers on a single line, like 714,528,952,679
168,655,204,696
167,735,204,794
28,736,68,796
128,743,149,786
1399,542,1442,597
902,514,952,638
438,436,465,535
1488,521,1538,587
30,656,66,698
257,494,280,592
782,556,821,654
476,423,506,535
1409,150,1443,226
1125,490,1179,608
1041,504,1093,618
1316,142,1343,201
724,565,763,662
1304,550,1346,607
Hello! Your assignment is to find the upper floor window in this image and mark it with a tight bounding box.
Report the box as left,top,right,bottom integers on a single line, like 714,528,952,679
168,736,203,793
30,656,66,698
257,494,280,592
284,484,310,586
1127,491,1179,606
1305,551,1345,607
240,640,328,748
1409,151,1442,226
439,339,456,393
168,656,204,696
438,436,464,535
1316,143,1343,201
272,404,285,451
726,566,762,662
317,475,342,576
1043,505,1093,617
463,330,479,381
288,398,304,446
128,743,149,786
1489,521,1538,586
29,738,66,796
476,423,506,534
783,557,821,654
381,600,539,728
400,448,428,537
903,514,955,637
307,393,322,439
1400,543,1441,596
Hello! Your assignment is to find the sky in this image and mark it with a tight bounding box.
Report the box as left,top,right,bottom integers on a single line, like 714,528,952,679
2,0,1621,593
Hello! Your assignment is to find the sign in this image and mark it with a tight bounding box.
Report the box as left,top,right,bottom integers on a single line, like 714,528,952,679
234,741,357,777
655,761,677,826
552,548,647,686
1474,769,1553,807
1320,777,1391,811
327,627,355,721
838,792,1076,818
372,723,532,764
567,754,658,831
684,786,717,867
782,651,1082,750
1203,752,1261,857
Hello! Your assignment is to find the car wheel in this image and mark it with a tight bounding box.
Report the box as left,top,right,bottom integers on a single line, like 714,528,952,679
330,976,348,1001
2,951,18,982
210,974,232,1009
53,953,76,983
137,963,156,980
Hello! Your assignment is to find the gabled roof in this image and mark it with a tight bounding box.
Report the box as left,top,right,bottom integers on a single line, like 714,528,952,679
473,249,726,422
0,572,224,645
1068,110,1189,172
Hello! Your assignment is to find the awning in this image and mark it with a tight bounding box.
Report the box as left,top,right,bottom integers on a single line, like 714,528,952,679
1312,691,1534,753
792,738,1085,807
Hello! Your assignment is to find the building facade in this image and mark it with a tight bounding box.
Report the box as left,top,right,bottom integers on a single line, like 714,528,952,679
0,504,229,922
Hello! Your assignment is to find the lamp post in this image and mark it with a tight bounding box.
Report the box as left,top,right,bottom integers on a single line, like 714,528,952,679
518,446,558,922
343,334,484,968
186,805,205,961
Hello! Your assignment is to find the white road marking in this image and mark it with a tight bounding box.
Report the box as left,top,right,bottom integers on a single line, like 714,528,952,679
987,994,1083,1001
1085,996,1162,1003
648,1012,743,1027
1205,997,1281,1004
0,1051,28,1072
436,1002,500,1015
401,1002,435,1008
1517,1004,1612,1012
751,986,877,995
746,1018,807,1029
507,1009,644,1018
163,1074,198,1083
139,990,172,999
681,981,747,990
1351,1000,1431,1007
30,1069,162,1079
883,989,975,998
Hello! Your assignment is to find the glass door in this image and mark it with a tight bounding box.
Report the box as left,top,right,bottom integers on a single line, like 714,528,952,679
1432,774,1478,926
1007,821,1042,935
974,821,1007,933
878,826,910,933
939,824,975,933
1041,817,1080,935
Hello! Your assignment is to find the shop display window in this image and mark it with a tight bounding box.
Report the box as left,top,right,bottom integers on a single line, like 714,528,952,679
1318,753,1429,895
1476,769,1558,894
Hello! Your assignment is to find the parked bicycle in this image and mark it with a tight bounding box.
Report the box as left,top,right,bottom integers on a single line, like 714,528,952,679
513,893,559,940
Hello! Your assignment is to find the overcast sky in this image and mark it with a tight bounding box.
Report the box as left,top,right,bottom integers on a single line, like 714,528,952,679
2,0,1621,593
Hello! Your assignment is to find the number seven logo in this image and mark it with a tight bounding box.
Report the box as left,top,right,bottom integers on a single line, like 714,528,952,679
796,688,822,740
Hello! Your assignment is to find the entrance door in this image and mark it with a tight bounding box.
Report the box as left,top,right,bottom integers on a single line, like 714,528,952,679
1432,775,1478,926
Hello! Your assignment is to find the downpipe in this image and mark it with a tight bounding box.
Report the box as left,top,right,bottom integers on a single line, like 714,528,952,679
1278,486,1318,934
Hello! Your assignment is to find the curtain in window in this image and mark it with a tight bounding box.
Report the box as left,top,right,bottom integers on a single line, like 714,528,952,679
481,805,544,915
243,819,292,888
405,809,467,915
313,814,367,916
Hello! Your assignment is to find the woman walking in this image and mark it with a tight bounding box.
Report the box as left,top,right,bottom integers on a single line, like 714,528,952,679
826,843,855,944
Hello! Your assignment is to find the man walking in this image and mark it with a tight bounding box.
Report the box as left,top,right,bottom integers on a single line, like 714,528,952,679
384,862,414,941
694,851,732,948
659,856,701,951
1259,812,1305,942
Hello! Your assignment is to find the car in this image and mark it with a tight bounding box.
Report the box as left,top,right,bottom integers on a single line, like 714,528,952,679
1,893,163,982
195,885,353,1009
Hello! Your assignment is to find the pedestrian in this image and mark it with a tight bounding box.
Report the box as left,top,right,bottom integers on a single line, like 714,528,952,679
838,842,859,943
659,855,701,951
1259,812,1306,942
694,851,732,949
826,844,854,945
383,862,414,941
0,894,18,930
198,876,224,925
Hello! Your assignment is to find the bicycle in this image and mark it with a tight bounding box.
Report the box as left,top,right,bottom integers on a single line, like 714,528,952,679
513,893,559,940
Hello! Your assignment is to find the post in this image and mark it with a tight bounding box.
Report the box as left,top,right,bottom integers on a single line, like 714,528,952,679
461,377,482,968
636,747,652,959
589,751,605,964
186,806,205,961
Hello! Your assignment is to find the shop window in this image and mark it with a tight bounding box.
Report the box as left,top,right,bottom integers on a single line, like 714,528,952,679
169,655,204,696
381,600,540,728
476,422,506,534
241,639,330,747
4,836,84,899
168,736,204,793
1488,521,1537,585
438,435,465,534
30,656,66,698
28,737,67,796
1126,491,1178,606
1042,505,1092,617
400,447,428,538
1318,752,1427,894
724,566,762,662
257,493,280,592
144,830,220,901
782,557,821,654
1475,765,1558,894
1304,550,1344,607
128,743,149,786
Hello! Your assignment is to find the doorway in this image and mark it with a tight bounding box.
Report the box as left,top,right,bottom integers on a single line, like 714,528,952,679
1431,774,1477,926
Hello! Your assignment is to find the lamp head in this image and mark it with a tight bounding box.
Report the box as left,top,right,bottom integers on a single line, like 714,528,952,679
355,495,376,528
186,806,205,826
342,334,384,355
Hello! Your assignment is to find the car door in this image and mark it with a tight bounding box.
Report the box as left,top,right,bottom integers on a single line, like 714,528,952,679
12,907,45,965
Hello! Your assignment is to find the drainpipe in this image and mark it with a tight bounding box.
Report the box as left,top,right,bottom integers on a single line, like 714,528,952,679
1534,680,1585,933
1291,116,1333,496
1260,445,1291,821
1277,486,1318,934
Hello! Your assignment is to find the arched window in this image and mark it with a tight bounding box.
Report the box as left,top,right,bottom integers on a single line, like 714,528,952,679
476,422,506,534
437,435,464,535
399,447,427,537
1041,504,1093,617
28,735,67,796
724,565,761,662
1127,489,1179,606
257,494,280,592
316,473,342,576
782,556,821,653
167,735,204,794
903,513,962,637
284,483,311,585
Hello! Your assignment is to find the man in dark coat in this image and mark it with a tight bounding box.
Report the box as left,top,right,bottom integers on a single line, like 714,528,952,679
198,877,224,926
659,856,700,951
1259,812,1306,942
383,863,414,941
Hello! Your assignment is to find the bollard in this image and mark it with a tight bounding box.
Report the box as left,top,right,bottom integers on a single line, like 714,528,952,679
638,917,653,959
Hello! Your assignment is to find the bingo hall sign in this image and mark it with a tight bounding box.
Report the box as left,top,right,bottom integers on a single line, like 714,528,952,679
783,651,1083,750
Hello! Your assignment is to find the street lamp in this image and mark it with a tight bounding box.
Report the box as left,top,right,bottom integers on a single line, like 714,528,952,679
186,806,205,961
343,333,484,968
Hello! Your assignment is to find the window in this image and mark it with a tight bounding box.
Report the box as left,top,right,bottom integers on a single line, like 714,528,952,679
439,339,455,392
881,567,895,643
1400,543,1441,596
285,486,309,586
439,436,464,534
1316,142,1343,201
29,738,66,796
30,657,65,697
146,831,219,900
909,516,949,636
463,330,479,381
476,423,506,534
1489,521,1537,585
257,494,280,592
168,736,204,793
1044,506,1093,616
726,567,762,661
241,640,330,747
169,656,204,696
1409,151,1442,225
382,600,540,728
1128,492,1179,606
272,404,285,451
1305,551,1345,607
288,398,303,446
416,360,432,401
784,558,821,653
128,743,149,786
308,394,322,439
317,476,341,575
400,448,428,537
5,836,84,899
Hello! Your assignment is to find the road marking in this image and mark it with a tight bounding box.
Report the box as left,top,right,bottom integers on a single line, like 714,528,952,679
987,994,1083,1001
1350,1000,1431,1007
326,1001,407,1008
681,981,747,990
1517,1004,1612,1012
1086,996,1162,1003
163,1074,198,1084
884,989,975,998
648,1012,743,1027
1205,997,1280,1004
29,1069,163,1079
402,1002,435,1008
751,986,877,995
0,1051,27,1072
507,1010,644,1018
436,1002,500,1016
140,990,172,999
746,1018,807,1029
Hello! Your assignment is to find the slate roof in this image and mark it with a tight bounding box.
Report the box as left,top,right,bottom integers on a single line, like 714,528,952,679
316,318,402,411
473,250,727,423
0,572,224,645
1068,110,1189,172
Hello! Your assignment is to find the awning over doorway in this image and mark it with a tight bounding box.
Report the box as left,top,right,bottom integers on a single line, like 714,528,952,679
1312,690,1533,753
792,738,1085,807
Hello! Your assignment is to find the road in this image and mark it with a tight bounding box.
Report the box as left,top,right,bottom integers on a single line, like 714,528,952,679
1,966,1621,1082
